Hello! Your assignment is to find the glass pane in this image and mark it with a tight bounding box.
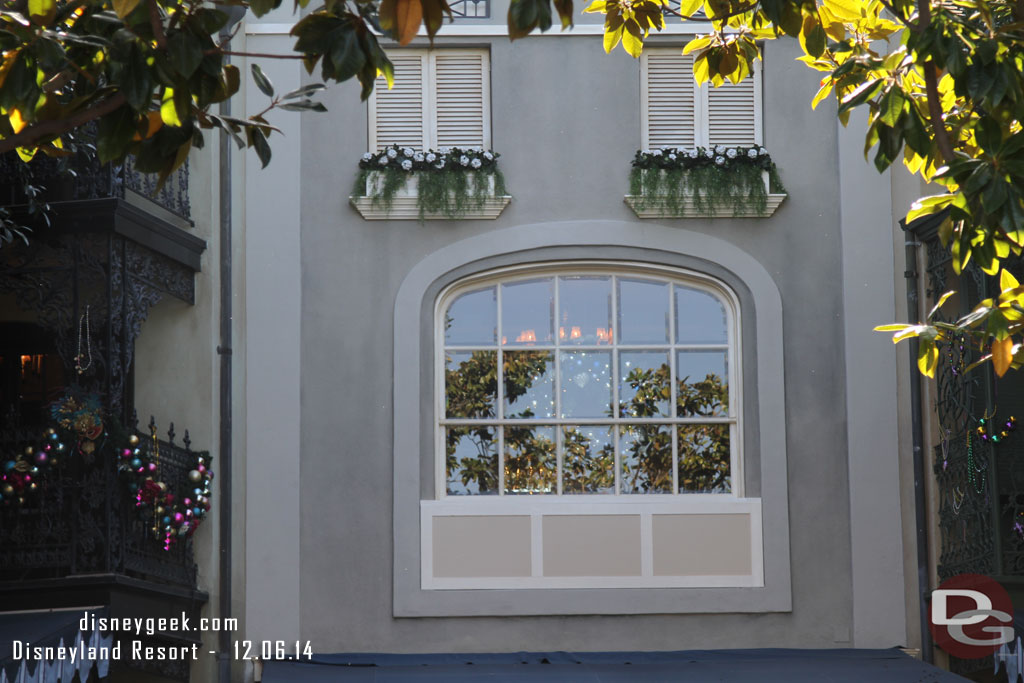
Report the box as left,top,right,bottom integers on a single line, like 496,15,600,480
503,425,557,494
562,425,615,494
678,424,730,492
504,351,555,419
621,424,673,494
502,278,554,346
676,350,729,417
675,286,727,344
446,351,497,419
559,351,612,418
558,276,612,345
445,287,496,345
446,426,498,495
619,351,670,418
618,278,669,344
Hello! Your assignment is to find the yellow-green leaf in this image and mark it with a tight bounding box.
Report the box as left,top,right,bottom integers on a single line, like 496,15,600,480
928,290,955,320
917,339,938,377
811,79,833,109
677,0,702,16
583,0,607,12
28,0,56,25
906,193,954,224
874,323,912,332
683,35,712,55
112,0,140,19
603,26,622,53
1001,268,1021,292
161,87,182,127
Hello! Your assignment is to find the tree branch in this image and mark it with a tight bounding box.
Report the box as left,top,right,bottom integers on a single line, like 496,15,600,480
149,0,167,48
206,49,307,59
0,93,126,155
917,0,955,163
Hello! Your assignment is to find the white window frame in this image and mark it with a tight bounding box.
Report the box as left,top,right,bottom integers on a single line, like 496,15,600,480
367,48,492,151
640,47,763,149
434,261,743,500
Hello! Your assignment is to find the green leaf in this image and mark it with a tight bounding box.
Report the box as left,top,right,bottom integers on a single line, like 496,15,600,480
169,31,203,79
278,99,327,111
251,64,274,98
328,28,366,82
250,127,272,168
917,338,938,377
283,83,327,99
927,290,956,320
96,106,137,162
28,0,56,24
878,87,905,127
119,43,152,111
248,0,278,17
839,78,884,115
906,193,955,223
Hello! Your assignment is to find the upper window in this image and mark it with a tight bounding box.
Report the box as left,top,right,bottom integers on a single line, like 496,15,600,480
438,265,739,498
641,48,761,149
368,49,490,150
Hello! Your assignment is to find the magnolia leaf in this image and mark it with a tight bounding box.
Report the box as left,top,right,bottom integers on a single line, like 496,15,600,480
917,339,939,377
905,193,955,223
1001,267,1020,292
161,87,182,127
394,0,424,44
251,64,274,98
993,336,1013,376
811,79,833,109
874,323,912,332
927,290,956,320
27,0,56,25
683,35,712,55
677,0,702,16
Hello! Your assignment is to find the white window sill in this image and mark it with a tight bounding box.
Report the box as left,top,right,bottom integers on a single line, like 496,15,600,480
624,193,786,219
421,497,763,591
350,195,512,220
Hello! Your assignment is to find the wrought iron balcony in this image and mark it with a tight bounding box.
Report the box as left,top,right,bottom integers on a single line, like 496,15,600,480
0,416,203,589
0,143,190,223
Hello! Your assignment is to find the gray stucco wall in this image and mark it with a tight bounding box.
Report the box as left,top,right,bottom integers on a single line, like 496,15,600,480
274,30,874,652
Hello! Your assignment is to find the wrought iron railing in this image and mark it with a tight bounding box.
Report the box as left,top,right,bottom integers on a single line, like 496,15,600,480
0,144,190,221
0,415,203,589
449,0,489,17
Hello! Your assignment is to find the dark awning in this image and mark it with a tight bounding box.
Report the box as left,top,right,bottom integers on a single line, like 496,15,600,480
261,649,968,681
0,608,112,683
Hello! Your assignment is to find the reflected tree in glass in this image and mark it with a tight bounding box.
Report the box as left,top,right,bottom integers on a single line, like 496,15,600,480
562,426,615,493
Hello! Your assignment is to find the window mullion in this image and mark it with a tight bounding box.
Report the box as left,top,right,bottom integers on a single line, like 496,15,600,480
497,283,504,494
670,283,679,493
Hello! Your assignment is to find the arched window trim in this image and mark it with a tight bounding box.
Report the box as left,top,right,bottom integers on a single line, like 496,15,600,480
434,260,744,500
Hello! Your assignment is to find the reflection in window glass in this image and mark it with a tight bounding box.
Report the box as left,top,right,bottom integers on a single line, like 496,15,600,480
445,351,496,419
619,352,670,418
504,425,557,494
559,276,612,345
504,351,555,419
502,278,554,346
446,427,497,495
678,424,730,493
562,425,615,494
676,350,728,417
621,425,673,493
559,351,612,418
439,271,737,496
618,278,669,344
445,287,496,345
676,286,727,344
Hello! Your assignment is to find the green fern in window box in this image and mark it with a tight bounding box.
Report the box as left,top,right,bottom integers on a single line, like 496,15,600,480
628,145,786,217
353,145,508,220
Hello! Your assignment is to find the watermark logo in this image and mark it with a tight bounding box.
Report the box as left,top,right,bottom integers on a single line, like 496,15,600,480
930,573,1015,658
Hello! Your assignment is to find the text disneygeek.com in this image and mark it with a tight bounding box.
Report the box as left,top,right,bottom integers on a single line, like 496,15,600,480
9,611,313,663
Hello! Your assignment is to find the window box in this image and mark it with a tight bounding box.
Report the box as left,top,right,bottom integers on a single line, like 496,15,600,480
350,147,511,221
624,146,786,219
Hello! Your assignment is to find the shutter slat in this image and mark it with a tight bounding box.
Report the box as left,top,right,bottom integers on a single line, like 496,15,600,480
646,54,695,149
707,78,756,146
373,55,425,148
434,53,486,148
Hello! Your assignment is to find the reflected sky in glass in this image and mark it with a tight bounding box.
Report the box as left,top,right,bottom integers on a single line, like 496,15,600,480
619,352,670,417
446,427,497,495
502,278,554,346
618,278,669,344
675,286,727,344
504,351,554,419
445,286,496,345
559,351,612,418
559,276,612,345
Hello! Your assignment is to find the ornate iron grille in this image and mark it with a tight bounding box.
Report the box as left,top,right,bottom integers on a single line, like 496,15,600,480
0,416,201,588
0,145,190,221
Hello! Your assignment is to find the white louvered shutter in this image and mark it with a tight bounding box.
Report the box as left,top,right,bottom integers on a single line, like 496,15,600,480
644,52,696,149
370,53,427,149
707,77,757,146
432,51,488,149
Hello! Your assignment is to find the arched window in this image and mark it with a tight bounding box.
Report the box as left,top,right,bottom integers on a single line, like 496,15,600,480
437,264,740,498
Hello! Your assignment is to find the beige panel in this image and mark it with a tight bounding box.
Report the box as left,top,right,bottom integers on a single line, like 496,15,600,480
652,514,752,576
542,515,641,577
433,516,531,578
